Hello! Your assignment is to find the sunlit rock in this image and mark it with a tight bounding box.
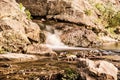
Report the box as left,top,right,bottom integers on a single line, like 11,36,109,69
0,53,38,62
77,58,118,80
0,0,42,53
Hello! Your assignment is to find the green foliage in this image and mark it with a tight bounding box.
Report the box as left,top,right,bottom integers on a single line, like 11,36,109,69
107,28,116,34
62,68,79,80
95,3,105,13
108,11,120,27
0,47,5,54
19,3,24,11
25,10,32,19
19,3,32,19
95,2,120,28
84,9,92,16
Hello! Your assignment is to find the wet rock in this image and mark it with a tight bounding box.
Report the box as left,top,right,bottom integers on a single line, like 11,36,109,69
77,58,118,80
0,53,38,62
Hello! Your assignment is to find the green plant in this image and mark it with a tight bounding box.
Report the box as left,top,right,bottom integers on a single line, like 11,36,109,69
62,68,79,80
107,28,116,34
84,9,92,16
25,10,32,19
0,47,5,54
95,2,120,28
108,11,120,27
19,3,32,19
95,3,105,13
19,3,24,11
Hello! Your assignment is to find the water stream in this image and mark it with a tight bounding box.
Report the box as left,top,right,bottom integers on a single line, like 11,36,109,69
100,42,120,54
45,31,120,55
101,42,120,50
35,20,120,54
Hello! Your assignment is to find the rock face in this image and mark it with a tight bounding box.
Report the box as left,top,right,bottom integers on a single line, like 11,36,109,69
16,0,120,46
0,30,30,53
60,25,98,47
0,0,40,42
0,53,38,62
77,58,118,80
16,0,97,27
16,0,120,29
0,0,42,53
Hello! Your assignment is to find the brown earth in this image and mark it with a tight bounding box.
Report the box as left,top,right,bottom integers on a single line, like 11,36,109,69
0,51,119,80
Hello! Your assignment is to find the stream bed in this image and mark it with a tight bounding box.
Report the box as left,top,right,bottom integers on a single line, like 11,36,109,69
0,20,120,79
0,47,120,80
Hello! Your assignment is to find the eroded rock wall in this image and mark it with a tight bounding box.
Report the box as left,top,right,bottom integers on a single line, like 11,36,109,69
0,0,43,53
16,0,120,29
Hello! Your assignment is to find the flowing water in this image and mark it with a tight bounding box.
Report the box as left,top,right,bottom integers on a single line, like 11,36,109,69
44,24,120,55
45,29,120,54
100,42,120,54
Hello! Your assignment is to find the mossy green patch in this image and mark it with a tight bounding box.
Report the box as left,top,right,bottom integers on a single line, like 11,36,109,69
62,68,79,80
84,9,92,16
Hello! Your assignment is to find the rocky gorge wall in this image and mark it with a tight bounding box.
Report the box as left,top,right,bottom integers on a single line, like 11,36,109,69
0,0,43,53
16,0,120,28
16,0,120,47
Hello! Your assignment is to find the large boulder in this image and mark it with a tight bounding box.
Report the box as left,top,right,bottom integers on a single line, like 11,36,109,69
77,58,118,80
0,30,30,53
0,0,40,42
16,0,97,28
60,27,98,47
0,0,42,53
0,53,38,62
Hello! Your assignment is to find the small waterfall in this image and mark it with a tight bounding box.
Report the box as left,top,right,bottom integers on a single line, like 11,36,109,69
45,31,66,46
45,31,98,51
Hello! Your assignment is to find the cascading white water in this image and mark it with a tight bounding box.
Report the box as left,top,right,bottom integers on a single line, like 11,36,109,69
45,31,66,46
45,30,97,51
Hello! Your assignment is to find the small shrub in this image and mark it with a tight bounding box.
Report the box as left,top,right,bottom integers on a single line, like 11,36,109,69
84,9,92,16
19,3,23,10
0,47,5,54
19,3,32,19
25,10,32,19
95,2,120,28
62,68,79,80
108,11,120,27
19,3,25,11
95,3,105,13
107,28,116,34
